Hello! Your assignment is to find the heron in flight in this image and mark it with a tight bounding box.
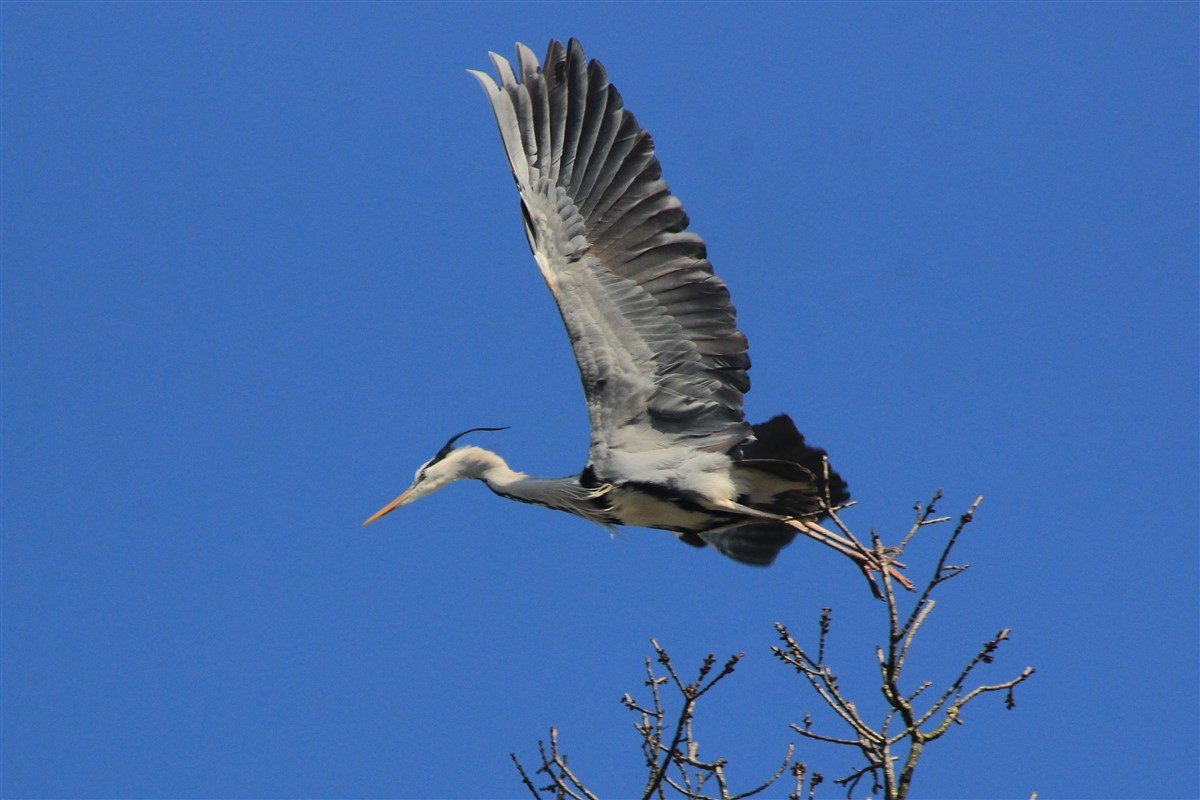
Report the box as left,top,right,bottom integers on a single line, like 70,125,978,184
365,39,911,593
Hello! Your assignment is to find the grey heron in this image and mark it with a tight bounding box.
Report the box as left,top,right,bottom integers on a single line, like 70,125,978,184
365,39,911,593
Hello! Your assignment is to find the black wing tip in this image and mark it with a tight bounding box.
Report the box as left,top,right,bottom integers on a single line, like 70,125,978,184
494,39,605,94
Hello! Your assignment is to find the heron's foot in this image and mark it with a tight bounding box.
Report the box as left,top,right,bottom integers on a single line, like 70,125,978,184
786,517,915,598
856,555,915,599
863,544,915,593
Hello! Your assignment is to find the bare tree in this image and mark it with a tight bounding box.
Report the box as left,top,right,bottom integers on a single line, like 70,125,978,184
773,492,1036,798
512,493,1035,800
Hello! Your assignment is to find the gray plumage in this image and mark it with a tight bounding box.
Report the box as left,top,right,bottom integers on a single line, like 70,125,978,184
469,40,750,473
366,40,911,591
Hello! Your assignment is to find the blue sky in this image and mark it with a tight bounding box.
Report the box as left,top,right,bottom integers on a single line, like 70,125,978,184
3,2,1197,798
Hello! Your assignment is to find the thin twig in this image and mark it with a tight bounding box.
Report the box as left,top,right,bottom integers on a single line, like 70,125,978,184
925,666,1037,741
511,753,541,799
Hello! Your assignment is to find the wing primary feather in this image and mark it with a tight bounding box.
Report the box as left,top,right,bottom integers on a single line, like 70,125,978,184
567,58,611,199
488,51,518,90
543,40,568,183
559,39,589,192
581,117,648,222
590,184,678,249
471,39,754,476
467,69,529,187
575,84,625,214
515,43,551,178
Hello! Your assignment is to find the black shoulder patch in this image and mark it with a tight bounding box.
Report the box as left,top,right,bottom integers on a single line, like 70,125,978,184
579,464,603,488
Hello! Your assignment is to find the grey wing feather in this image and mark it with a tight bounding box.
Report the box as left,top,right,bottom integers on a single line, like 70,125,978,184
470,39,752,482
698,524,797,566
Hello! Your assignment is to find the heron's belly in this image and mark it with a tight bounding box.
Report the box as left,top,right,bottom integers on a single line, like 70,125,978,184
607,486,728,532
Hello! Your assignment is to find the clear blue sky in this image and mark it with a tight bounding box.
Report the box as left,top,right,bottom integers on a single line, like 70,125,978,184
4,3,1197,798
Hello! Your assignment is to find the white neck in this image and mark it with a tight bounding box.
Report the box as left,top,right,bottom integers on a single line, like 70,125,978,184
451,446,527,489
453,446,611,523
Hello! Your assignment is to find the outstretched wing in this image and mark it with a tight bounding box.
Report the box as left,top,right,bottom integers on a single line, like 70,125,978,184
469,39,752,483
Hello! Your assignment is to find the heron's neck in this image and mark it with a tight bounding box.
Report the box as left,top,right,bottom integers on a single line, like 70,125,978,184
459,446,601,518
453,446,527,487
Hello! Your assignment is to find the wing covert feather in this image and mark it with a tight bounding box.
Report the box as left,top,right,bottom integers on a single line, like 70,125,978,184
471,39,752,481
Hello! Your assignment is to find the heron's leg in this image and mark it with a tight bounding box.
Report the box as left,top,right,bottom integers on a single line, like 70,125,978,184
715,500,875,560
698,498,914,594
786,518,915,594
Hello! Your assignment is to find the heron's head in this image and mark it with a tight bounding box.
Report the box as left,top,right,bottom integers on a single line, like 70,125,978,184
362,426,508,525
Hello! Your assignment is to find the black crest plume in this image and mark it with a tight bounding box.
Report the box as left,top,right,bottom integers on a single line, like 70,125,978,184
431,426,510,465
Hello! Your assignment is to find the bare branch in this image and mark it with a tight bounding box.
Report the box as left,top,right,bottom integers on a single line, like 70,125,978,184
543,728,601,800
510,752,542,799
774,493,1034,800
726,743,796,800
789,723,861,747
917,628,1016,730
925,666,1037,742
639,644,747,800
515,492,1032,800
833,761,884,800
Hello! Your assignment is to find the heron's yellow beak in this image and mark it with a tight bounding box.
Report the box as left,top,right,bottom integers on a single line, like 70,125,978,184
362,487,415,526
